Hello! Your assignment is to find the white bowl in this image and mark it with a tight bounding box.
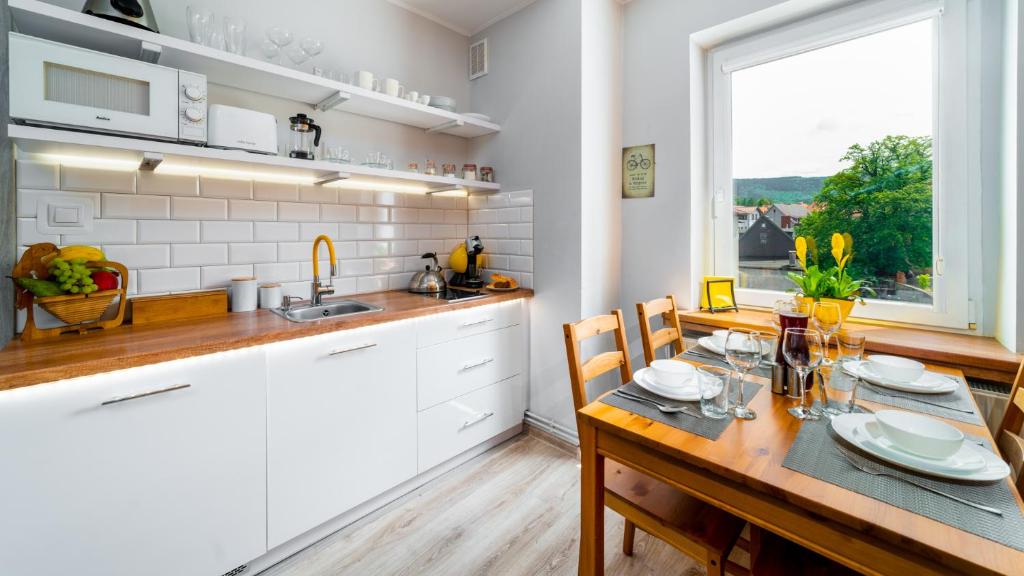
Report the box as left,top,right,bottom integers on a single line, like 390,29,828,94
649,359,694,389
874,410,964,460
867,355,925,383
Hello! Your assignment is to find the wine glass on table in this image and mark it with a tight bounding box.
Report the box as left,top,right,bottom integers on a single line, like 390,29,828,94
783,328,824,420
811,301,842,415
725,328,761,420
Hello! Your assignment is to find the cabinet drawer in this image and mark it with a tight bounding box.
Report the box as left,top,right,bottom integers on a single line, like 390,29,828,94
417,324,523,410
416,299,521,348
417,375,526,473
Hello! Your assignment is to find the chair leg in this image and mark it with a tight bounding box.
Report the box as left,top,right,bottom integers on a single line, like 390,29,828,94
705,556,727,576
622,519,636,556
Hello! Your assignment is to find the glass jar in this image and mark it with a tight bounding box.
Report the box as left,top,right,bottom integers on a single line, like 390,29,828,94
425,160,437,176
462,163,477,180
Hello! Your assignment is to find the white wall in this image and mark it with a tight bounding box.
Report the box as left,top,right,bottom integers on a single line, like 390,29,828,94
469,0,584,433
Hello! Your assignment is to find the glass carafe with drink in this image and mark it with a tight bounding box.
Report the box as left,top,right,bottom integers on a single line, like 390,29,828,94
772,299,809,395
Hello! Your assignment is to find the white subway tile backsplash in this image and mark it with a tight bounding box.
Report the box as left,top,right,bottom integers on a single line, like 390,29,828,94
255,262,302,283
418,240,443,254
171,244,228,267
419,209,445,224
340,223,373,240
138,172,198,196
508,223,533,239
390,207,419,223
62,166,135,194
374,257,402,274
404,194,432,208
16,161,59,190
432,224,457,239
357,275,387,294
486,255,509,270
299,260,341,280
520,207,533,222
358,241,389,258
229,200,276,220
486,194,509,208
388,273,415,290
138,220,200,244
103,244,170,269
230,243,277,264
390,240,419,257
254,221,299,242
62,219,137,245
521,240,533,256
138,267,200,294
103,194,169,219
509,190,534,207
202,221,253,243
404,223,431,238
358,206,389,223
280,281,309,299
338,189,373,205
299,222,338,240
496,208,520,223
374,191,402,207
404,255,425,272
17,219,59,245
320,204,357,222
201,265,254,288
340,259,373,276
520,273,533,289
279,202,319,222
509,256,534,273
17,190,100,218
467,224,487,237
335,241,358,259
254,181,299,202
430,195,459,210
444,210,467,224
200,177,252,199
374,224,402,240
493,239,520,254
298,185,338,204
468,195,487,210
171,196,228,220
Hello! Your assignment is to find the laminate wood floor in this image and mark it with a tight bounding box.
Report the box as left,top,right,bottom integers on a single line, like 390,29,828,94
261,431,749,576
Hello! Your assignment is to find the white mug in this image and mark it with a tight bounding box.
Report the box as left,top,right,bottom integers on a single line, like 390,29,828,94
355,70,377,91
418,94,431,106
383,78,405,98
258,283,283,309
230,276,258,312
406,90,419,102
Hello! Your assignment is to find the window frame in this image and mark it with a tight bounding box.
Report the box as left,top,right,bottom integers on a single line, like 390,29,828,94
706,0,975,329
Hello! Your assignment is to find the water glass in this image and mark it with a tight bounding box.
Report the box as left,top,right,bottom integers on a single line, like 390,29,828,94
224,17,247,55
838,332,867,412
783,328,824,420
697,365,730,419
725,328,760,420
186,6,213,45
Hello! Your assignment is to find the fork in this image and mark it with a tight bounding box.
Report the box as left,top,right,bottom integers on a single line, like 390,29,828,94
613,390,704,418
860,382,976,414
835,444,1002,516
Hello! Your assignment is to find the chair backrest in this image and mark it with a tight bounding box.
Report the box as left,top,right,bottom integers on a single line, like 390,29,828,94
563,310,633,412
636,295,686,366
997,361,1024,493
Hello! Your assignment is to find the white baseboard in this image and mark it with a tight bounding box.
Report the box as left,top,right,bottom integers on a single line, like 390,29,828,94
524,410,579,445
246,423,524,575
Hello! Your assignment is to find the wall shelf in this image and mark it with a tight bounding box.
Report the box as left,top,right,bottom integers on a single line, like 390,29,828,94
9,124,502,194
8,0,501,139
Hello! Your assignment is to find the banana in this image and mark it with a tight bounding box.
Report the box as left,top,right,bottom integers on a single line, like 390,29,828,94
57,245,105,262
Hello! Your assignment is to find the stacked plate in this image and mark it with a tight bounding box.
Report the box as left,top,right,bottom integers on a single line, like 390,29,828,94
842,355,958,394
697,329,771,357
831,411,1010,481
633,359,716,401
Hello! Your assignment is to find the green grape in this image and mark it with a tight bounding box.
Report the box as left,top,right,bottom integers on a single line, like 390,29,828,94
71,258,87,265
58,262,70,271
50,257,65,266
82,277,94,286
82,285,96,294
60,283,72,291
69,285,80,294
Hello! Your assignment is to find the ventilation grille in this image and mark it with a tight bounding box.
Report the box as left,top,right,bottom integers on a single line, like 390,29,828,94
45,62,150,115
222,564,248,576
470,38,488,80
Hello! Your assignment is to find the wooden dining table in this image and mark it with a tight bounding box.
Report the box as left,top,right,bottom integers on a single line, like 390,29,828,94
576,357,1024,575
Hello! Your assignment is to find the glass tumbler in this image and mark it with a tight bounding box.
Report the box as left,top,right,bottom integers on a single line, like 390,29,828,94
838,332,867,413
697,365,730,419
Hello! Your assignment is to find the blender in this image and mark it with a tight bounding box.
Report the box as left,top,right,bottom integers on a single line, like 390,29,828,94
288,113,322,160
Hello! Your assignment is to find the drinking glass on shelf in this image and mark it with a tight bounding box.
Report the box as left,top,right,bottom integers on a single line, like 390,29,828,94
783,328,824,420
224,17,247,55
260,39,281,63
207,28,226,51
299,37,324,58
837,332,867,413
266,26,293,58
697,365,730,419
725,328,760,420
285,45,310,66
186,6,213,45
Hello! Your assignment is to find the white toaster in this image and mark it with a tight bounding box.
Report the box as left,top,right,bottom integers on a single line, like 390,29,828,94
207,104,278,155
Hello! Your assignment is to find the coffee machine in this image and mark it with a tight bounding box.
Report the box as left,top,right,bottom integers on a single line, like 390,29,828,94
449,236,485,289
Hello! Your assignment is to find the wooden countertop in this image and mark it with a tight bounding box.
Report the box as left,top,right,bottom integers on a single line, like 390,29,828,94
0,289,533,391
679,308,1022,385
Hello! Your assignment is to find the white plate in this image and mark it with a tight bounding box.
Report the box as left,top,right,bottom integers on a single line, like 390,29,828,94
633,367,702,401
842,360,958,394
697,336,771,357
830,414,1010,481
464,112,491,121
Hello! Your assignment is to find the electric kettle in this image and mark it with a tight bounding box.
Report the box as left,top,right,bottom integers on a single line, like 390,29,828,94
408,253,447,293
288,113,322,160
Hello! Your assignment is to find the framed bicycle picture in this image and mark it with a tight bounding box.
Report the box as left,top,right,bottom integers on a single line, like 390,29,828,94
622,144,655,198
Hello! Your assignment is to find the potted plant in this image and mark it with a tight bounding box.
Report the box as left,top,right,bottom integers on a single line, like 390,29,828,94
788,233,874,321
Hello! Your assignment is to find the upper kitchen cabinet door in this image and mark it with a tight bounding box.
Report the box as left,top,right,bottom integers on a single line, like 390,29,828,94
0,349,268,576
266,321,418,548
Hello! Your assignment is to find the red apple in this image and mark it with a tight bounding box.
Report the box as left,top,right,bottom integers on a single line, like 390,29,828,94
91,270,119,291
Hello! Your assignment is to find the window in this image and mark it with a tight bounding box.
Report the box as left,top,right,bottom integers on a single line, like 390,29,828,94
708,0,974,328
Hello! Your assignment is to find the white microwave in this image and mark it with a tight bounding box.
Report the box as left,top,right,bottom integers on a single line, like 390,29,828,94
10,33,207,144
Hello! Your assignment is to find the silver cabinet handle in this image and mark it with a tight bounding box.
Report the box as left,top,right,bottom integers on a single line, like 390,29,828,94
460,318,493,328
460,357,494,371
328,343,377,356
461,410,495,429
101,383,191,406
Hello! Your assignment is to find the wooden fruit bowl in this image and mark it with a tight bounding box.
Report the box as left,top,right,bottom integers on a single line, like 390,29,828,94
21,261,129,341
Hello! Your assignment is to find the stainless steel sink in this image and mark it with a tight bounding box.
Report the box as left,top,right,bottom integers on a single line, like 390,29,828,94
271,299,383,323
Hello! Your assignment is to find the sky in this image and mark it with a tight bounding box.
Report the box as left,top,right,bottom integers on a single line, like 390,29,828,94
732,19,934,179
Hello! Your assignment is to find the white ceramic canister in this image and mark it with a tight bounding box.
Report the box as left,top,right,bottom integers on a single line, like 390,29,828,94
231,276,258,312
259,283,283,309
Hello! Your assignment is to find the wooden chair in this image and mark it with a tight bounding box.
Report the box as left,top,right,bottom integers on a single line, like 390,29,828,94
748,527,858,575
997,361,1024,493
636,295,686,366
563,310,746,575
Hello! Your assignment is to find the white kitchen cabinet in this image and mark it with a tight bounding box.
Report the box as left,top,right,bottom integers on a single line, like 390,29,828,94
266,321,418,548
417,324,524,410
0,348,267,576
416,300,521,348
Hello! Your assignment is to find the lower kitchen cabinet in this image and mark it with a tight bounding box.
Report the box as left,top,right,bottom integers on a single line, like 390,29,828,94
265,321,418,548
0,349,268,576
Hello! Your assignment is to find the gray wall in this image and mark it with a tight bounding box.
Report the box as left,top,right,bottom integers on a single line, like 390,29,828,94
469,0,584,433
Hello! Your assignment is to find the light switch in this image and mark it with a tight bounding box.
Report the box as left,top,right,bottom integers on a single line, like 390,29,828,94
36,197,94,234
53,206,80,224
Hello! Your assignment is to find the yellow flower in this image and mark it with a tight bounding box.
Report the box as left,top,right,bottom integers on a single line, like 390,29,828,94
831,233,845,269
842,232,854,257
795,236,807,270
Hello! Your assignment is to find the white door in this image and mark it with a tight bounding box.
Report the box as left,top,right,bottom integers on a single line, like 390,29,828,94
0,349,267,576
266,322,417,548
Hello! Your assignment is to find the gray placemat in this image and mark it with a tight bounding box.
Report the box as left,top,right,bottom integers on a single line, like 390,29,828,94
680,346,774,379
828,364,983,425
783,416,1024,552
600,380,762,440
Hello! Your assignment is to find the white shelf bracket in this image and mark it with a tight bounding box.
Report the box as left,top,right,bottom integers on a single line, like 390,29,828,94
314,171,351,186
139,41,162,64
426,185,465,195
315,91,352,112
139,152,163,171
426,119,464,134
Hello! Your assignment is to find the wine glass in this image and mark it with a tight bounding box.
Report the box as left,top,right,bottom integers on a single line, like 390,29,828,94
300,37,324,58
724,328,760,420
783,328,824,420
260,39,281,63
811,301,843,415
266,26,294,56
285,45,310,67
